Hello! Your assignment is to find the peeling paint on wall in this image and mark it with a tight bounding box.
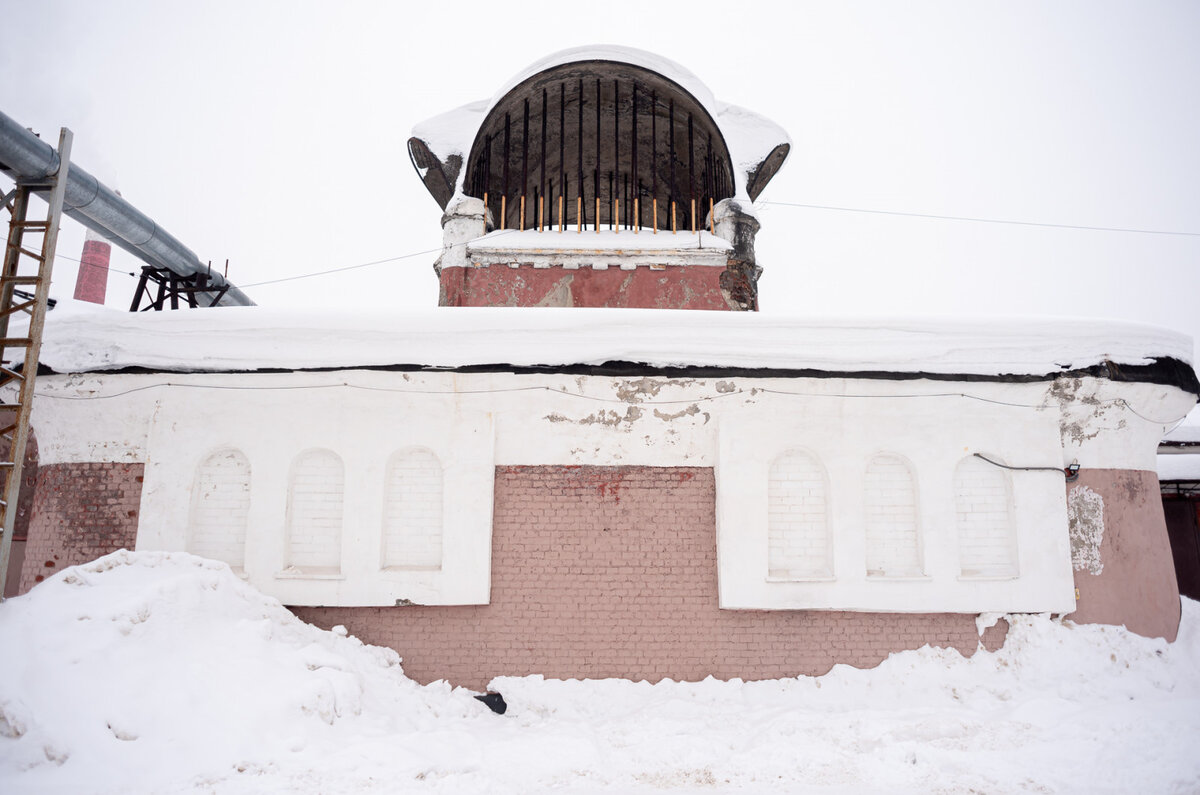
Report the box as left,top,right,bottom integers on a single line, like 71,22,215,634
544,406,643,428
1049,376,1127,447
652,404,710,424
1067,485,1105,575
613,378,696,403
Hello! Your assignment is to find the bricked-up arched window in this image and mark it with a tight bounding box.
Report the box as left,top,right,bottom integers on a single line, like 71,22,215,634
382,448,444,570
954,455,1018,578
187,448,250,571
864,454,923,577
767,450,832,579
284,449,344,574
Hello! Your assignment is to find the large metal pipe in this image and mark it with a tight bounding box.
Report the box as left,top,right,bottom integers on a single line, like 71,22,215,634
0,110,253,307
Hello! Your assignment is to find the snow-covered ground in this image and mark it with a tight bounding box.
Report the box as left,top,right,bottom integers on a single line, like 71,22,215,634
2,552,1198,794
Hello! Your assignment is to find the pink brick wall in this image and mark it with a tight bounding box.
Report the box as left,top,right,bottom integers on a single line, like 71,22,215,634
18,462,143,594
296,466,1007,690
1069,468,1181,641
439,265,733,309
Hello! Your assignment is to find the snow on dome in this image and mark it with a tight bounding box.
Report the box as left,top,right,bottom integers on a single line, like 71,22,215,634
485,45,720,119
410,45,791,207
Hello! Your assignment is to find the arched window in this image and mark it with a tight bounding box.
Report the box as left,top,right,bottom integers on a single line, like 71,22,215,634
187,448,250,571
864,454,922,577
767,450,831,579
954,455,1018,577
382,448,444,569
285,449,344,573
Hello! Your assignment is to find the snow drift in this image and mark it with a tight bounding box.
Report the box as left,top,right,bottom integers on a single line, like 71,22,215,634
2,551,1199,793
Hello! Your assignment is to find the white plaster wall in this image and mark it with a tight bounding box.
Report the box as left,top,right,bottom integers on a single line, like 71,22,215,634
128,376,494,607
187,448,251,571
715,392,1075,613
954,456,1018,577
382,448,444,569
30,369,1189,611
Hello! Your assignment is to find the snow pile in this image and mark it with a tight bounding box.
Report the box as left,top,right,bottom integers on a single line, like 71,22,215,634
468,228,732,251
3,551,1200,793
38,301,1196,377
0,551,483,793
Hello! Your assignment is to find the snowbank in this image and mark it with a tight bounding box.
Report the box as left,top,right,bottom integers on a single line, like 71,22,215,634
2,551,1199,793
0,551,484,793
38,301,1195,378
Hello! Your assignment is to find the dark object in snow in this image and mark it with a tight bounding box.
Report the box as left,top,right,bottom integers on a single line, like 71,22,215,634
474,691,507,714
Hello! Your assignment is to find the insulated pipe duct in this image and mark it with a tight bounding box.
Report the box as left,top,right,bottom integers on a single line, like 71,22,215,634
0,110,254,307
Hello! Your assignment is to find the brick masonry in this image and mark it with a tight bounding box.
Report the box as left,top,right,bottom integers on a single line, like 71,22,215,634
18,462,143,593
296,466,1008,690
439,264,732,309
1069,468,1182,641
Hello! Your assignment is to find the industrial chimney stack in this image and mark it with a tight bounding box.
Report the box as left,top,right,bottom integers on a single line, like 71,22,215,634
73,227,110,304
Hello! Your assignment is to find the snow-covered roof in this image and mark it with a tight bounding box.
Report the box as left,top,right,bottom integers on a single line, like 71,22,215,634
1158,453,1200,481
37,303,1197,381
1163,420,1200,445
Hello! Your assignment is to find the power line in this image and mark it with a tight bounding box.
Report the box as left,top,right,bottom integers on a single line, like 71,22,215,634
758,200,1200,237
239,230,519,289
43,200,1199,295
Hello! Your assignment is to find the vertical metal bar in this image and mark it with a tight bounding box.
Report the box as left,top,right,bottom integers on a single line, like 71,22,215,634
502,113,511,230
560,82,565,230
669,98,676,234
540,87,547,233
631,83,639,231
608,171,614,231
521,98,529,231
623,173,629,231
613,79,619,231
651,89,658,233
595,78,601,230
688,113,695,234
700,130,710,235
577,79,584,229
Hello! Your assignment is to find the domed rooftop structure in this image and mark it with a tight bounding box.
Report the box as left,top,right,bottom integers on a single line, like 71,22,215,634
408,46,791,311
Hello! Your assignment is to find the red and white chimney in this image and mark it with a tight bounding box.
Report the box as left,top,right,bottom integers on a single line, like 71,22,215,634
73,227,110,305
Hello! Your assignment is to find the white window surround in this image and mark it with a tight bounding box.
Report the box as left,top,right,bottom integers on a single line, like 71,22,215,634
767,449,833,580
382,447,445,571
716,397,1075,614
863,453,924,578
135,385,494,607
283,448,345,577
123,369,1085,613
187,447,251,573
954,454,1019,579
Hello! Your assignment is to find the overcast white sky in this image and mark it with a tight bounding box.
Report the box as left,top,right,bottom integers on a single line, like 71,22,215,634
3,1,1198,359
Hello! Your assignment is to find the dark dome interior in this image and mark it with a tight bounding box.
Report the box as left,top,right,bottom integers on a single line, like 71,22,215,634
464,60,735,232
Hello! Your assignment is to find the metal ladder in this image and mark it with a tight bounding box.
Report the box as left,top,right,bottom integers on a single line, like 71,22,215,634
0,128,72,599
